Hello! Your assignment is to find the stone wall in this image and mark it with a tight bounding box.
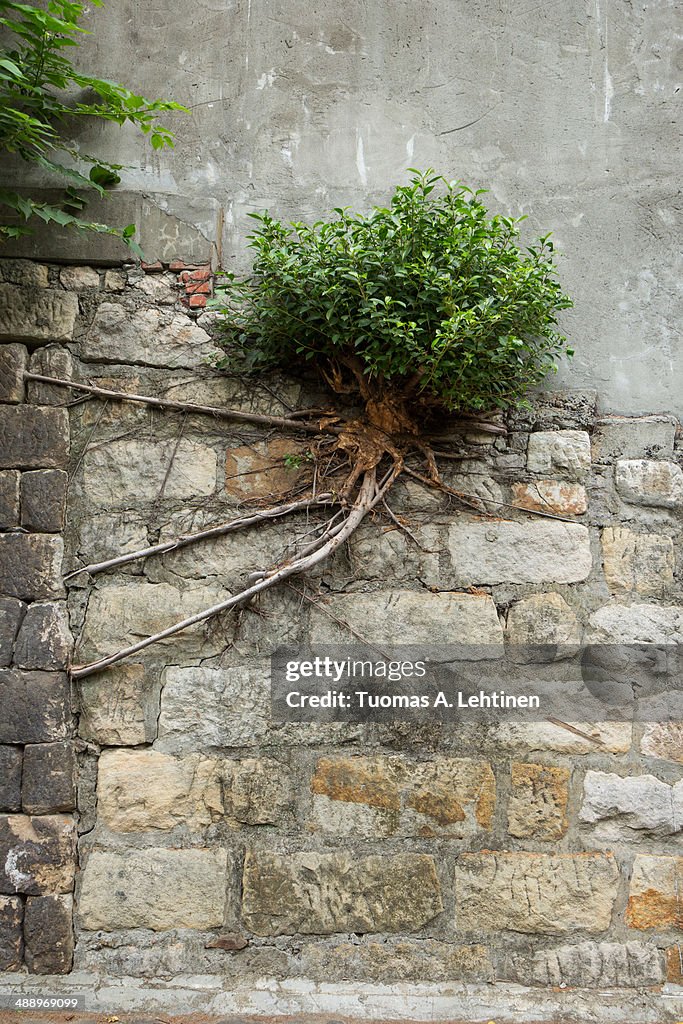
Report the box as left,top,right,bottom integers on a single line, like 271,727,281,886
0,257,681,1019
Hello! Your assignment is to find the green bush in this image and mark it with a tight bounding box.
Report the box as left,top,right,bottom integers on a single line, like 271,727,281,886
215,171,573,414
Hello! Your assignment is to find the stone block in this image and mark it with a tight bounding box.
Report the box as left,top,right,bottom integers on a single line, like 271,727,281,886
0,405,69,469
508,762,569,839
0,746,22,812
0,670,71,743
223,757,291,825
344,522,441,583
505,593,581,655
626,855,683,929
508,940,664,988
0,285,78,344
616,459,683,508
492,721,632,754
97,749,222,831
0,259,49,289
454,852,619,934
666,944,683,985
447,521,592,585
511,480,588,515
82,438,216,506
158,665,269,749
580,770,682,838
242,851,443,936
587,603,683,643
78,848,228,930
104,270,126,292
74,510,148,567
59,266,99,290
0,344,28,402
309,590,503,646
640,722,683,764
24,893,73,974
601,527,675,596
26,345,74,405
81,303,216,368
225,437,308,500
0,895,23,970
527,429,591,479
0,596,23,667
13,602,72,670
77,663,149,746
0,470,20,529
0,534,64,600
20,469,68,532
444,471,505,512
301,938,493,983
0,814,75,894
22,742,76,814
593,415,677,462
310,755,495,839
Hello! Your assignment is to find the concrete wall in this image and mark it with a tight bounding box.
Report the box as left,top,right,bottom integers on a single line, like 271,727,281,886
1,0,681,415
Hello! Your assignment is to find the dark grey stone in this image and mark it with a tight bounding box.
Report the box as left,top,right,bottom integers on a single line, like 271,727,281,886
22,742,75,814
0,534,64,600
13,603,72,672
20,469,68,533
0,814,75,895
0,894,23,970
24,894,74,974
0,596,24,666
27,345,74,406
0,746,22,812
0,670,71,743
0,344,28,403
0,405,69,469
0,470,19,529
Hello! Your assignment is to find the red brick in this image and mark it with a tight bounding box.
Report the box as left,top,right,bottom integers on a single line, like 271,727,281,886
185,281,212,295
188,294,208,308
141,260,163,272
169,259,197,271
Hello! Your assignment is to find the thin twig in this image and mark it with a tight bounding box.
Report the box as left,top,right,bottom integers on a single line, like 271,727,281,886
381,499,428,551
68,399,109,485
157,413,187,499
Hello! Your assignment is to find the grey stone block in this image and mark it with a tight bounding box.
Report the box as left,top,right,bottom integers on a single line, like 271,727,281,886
0,470,20,529
22,742,76,814
593,415,677,462
0,746,22,812
0,344,28,402
20,469,68,533
24,894,74,974
0,895,23,970
0,405,69,469
0,596,24,667
27,345,74,406
0,534,64,600
0,285,78,344
0,259,49,289
14,602,72,671
0,814,76,895
0,670,71,743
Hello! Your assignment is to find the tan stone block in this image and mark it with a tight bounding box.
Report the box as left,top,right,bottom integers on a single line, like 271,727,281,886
492,721,632,754
301,939,493,983
512,480,588,515
78,664,148,746
665,943,683,985
505,592,581,650
223,757,291,825
626,855,683,929
640,722,683,764
508,762,569,839
601,527,675,595
225,437,309,500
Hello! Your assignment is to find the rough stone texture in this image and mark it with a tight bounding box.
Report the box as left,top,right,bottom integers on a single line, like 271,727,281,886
593,416,677,463
0,596,23,667
344,522,441,583
0,814,75,895
0,746,22,812
77,581,231,661
666,944,683,986
77,664,150,746
302,939,493,983
104,269,126,291
492,721,633,754
22,742,76,815
454,852,619,934
527,430,591,479
97,749,223,831
626,855,683,929
0,895,23,971
0,670,70,743
0,259,49,289
0,343,28,402
0,285,78,343
13,602,72,670
448,521,592,585
616,459,683,508
505,593,581,654
157,666,269,750
223,757,291,826
225,437,308,500
580,770,682,838
82,437,217,506
26,345,74,405
24,894,73,974
587,603,683,644
82,303,216,368
640,722,683,764
59,266,99,290
78,848,228,930
511,479,588,515
0,534,64,601
601,526,675,596
508,940,664,988
0,405,69,469
508,762,569,840
0,470,20,529
242,851,443,936
310,755,495,839
309,590,503,645
20,469,68,532
74,511,148,567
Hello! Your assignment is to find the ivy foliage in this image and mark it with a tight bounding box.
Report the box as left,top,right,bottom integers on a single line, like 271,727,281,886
215,171,573,414
0,0,185,253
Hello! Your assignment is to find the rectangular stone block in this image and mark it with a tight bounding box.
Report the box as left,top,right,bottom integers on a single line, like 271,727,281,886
492,721,633,754
593,415,677,462
0,746,22,812
310,755,495,839
0,405,69,469
13,602,72,671
0,895,23,970
301,938,493,983
0,670,71,743
22,742,76,814
0,814,75,894
82,303,216,368
77,663,149,746
242,851,443,936
448,521,593,585
507,940,664,988
27,345,74,405
511,480,588,515
0,534,64,600
626,855,683,929
580,770,682,839
20,469,68,532
0,259,49,289
0,284,78,344
223,757,291,826
527,429,591,479
24,894,73,974
508,762,569,839
78,848,228,930
0,343,28,402
640,722,683,764
82,437,217,507
601,527,675,596
616,459,683,508
0,470,20,529
0,596,24,666
454,852,619,934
